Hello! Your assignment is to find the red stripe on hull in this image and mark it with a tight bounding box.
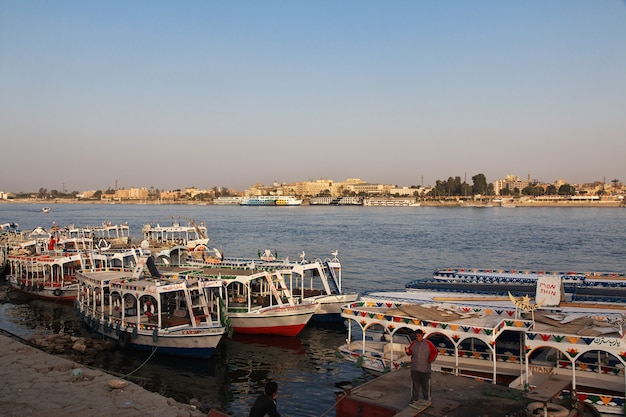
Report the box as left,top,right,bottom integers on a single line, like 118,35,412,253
233,323,306,337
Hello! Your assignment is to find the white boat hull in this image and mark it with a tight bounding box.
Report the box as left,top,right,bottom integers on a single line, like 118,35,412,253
81,312,224,359
307,293,360,321
228,304,317,336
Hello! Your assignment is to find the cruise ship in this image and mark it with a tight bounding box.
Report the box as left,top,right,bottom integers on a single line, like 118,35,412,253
212,196,244,205
240,196,302,206
308,196,363,205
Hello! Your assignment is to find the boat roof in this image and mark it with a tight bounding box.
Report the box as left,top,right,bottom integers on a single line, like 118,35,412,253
359,290,626,343
376,303,621,338
79,269,222,291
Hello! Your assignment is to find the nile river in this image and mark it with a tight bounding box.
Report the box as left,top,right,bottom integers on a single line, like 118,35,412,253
0,203,624,416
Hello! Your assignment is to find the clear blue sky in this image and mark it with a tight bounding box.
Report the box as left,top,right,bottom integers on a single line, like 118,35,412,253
1,1,625,193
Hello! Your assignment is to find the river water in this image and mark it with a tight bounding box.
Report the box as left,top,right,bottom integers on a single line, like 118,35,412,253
1,203,625,416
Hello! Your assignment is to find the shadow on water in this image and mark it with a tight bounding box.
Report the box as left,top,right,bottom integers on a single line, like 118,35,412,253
86,321,369,417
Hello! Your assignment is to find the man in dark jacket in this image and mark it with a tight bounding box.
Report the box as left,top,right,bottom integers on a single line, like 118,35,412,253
405,329,438,402
249,381,281,417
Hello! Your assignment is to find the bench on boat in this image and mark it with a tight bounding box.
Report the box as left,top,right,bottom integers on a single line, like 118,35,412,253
383,343,410,360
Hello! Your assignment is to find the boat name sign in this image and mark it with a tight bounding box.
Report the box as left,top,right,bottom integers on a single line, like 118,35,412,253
594,337,623,347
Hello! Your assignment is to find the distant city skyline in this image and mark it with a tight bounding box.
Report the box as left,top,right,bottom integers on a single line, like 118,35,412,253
1,1,624,193
1,172,620,196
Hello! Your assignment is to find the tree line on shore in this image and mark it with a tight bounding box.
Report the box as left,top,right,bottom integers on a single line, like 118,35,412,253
5,174,621,201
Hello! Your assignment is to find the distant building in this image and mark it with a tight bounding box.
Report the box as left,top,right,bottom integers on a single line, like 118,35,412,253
113,187,149,200
294,179,336,197
78,190,99,199
493,175,531,195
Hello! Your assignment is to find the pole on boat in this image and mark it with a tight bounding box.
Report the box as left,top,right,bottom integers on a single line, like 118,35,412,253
491,342,497,384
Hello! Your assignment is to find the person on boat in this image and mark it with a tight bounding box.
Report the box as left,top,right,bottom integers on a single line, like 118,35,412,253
405,329,438,402
48,236,57,251
249,381,281,417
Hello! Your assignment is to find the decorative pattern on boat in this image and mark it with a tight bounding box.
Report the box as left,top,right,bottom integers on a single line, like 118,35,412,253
559,390,626,414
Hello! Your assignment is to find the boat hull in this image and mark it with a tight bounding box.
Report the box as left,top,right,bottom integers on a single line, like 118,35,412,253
81,313,224,359
337,341,410,373
307,293,360,322
9,277,77,302
228,304,317,336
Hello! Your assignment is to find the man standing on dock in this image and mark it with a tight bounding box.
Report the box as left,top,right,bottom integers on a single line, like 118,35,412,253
405,329,438,402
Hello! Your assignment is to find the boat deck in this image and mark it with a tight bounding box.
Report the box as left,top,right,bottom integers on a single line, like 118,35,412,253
335,368,527,417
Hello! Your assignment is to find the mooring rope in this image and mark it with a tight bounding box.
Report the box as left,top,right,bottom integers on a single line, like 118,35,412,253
119,345,159,379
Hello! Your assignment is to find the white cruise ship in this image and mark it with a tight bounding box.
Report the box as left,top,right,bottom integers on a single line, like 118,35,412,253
213,196,244,205
240,196,302,206
363,197,421,206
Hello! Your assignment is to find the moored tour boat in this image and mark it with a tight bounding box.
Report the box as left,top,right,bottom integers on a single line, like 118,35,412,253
346,287,626,415
279,251,359,322
7,252,84,301
76,256,227,358
179,267,317,336
0,223,21,278
60,221,131,248
179,249,359,322
405,268,626,302
141,217,209,265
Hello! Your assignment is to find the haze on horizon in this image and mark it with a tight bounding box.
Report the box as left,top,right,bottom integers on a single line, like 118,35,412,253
1,1,625,194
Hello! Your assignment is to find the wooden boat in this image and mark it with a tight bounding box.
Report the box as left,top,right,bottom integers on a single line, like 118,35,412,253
337,328,413,373
7,251,84,301
76,256,226,358
177,266,317,336
141,217,209,265
345,289,626,416
0,223,21,278
222,270,317,336
177,249,359,322
59,221,131,248
285,251,359,322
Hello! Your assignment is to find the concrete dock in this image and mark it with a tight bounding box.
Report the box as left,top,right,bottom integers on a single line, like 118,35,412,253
336,368,529,417
0,333,206,417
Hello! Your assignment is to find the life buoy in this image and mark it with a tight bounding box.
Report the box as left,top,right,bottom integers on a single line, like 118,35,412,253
143,301,155,318
526,401,569,417
53,288,62,297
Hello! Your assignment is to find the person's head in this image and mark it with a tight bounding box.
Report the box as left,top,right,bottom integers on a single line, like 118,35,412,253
265,381,278,400
415,329,424,340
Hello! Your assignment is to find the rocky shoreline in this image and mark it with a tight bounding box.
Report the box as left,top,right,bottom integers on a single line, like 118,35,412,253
0,331,208,417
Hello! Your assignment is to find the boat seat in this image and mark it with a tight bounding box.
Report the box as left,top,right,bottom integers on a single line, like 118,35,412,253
383,343,409,359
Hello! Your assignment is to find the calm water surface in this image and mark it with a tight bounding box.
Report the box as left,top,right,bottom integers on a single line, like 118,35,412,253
1,203,625,416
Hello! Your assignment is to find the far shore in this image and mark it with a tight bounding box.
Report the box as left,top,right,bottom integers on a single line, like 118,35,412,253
1,199,623,208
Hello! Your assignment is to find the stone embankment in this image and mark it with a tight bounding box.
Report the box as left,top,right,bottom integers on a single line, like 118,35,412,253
0,332,207,417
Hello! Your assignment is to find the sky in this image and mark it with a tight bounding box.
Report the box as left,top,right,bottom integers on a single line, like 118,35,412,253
1,1,625,193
